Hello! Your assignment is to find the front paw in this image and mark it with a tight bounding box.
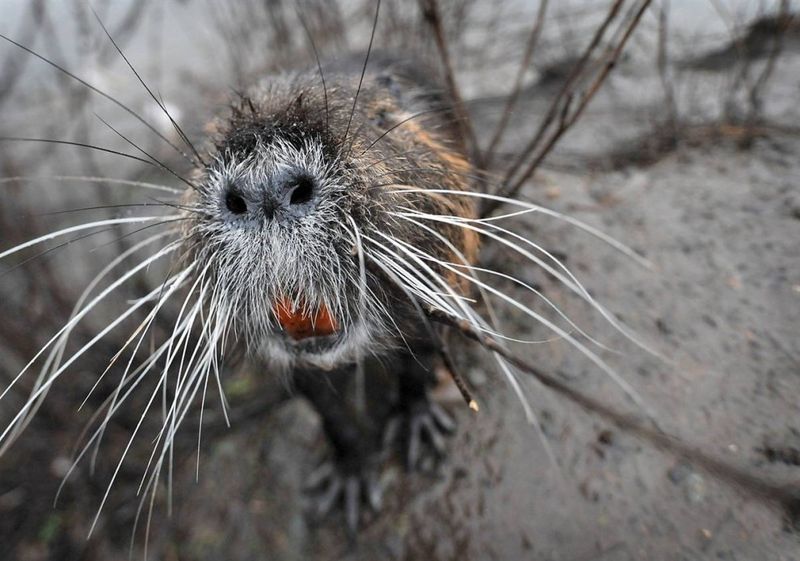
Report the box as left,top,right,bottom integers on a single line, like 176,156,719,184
303,457,385,536
384,398,456,471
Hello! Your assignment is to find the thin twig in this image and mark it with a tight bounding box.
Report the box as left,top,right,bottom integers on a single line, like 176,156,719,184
0,0,45,108
484,0,550,167
656,0,678,140
745,2,792,127
436,335,479,412
483,0,652,217
417,0,480,164
498,0,625,190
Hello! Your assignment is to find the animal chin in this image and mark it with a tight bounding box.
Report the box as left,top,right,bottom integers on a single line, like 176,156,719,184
273,297,339,341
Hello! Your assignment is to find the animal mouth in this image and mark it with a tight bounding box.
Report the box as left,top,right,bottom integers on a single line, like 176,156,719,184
273,297,339,341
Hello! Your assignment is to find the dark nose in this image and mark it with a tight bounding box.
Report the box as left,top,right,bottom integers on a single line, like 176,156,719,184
224,173,317,220
263,173,316,220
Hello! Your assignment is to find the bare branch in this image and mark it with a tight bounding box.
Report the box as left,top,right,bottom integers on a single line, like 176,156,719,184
484,0,550,167
417,0,480,164
482,0,653,217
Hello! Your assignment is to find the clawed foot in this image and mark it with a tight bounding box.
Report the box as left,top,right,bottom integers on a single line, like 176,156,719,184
304,458,385,536
384,398,456,470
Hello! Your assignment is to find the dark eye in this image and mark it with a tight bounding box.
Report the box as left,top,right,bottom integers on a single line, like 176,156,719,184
289,175,314,206
225,190,247,214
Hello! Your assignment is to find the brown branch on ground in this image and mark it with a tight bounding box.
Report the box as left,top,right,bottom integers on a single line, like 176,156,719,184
427,308,800,527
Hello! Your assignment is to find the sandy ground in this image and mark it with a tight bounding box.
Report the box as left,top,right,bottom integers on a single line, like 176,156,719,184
0,2,799,560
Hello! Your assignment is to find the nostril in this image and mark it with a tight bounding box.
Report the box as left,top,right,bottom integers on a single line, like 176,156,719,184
225,190,248,215
289,176,314,206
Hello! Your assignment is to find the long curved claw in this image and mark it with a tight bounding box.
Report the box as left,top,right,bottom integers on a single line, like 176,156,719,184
386,398,458,471
304,458,386,535
429,401,457,433
344,476,360,536
311,467,343,520
365,471,383,512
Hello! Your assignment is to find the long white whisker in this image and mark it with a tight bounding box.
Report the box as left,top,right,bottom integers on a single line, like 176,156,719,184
205,274,230,427
93,282,215,536
0,215,180,260
364,237,536,346
386,233,655,421
366,233,544,423
394,209,663,359
382,214,576,463
0,242,180,406
396,213,616,350
0,175,182,194
160,317,224,515
135,301,205,495
54,332,181,505
81,260,198,410
1,232,179,454
196,356,211,482
394,213,573,346
85,263,199,472
0,245,181,447
390,188,653,269
0,267,187,448
365,230,567,475
87,350,178,537
363,237,467,320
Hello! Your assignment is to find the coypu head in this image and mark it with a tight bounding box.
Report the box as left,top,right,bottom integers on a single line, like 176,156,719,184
184,66,478,369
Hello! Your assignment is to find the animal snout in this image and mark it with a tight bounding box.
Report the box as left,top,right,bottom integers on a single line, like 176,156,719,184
224,172,317,221
283,174,315,207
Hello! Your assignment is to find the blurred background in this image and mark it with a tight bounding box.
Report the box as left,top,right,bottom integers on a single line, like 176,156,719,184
0,1,798,559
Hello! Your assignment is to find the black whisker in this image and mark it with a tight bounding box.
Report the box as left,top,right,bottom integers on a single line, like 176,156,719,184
341,0,381,157
0,32,193,165
146,198,206,216
90,8,207,168
94,114,197,192
296,6,329,138
36,198,200,216
0,137,155,167
39,202,175,217
92,217,189,251
89,218,188,253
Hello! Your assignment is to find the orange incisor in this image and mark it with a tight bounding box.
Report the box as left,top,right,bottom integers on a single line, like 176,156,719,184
273,297,338,340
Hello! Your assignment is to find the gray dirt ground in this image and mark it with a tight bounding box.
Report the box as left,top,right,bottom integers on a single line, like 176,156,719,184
1,2,799,560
